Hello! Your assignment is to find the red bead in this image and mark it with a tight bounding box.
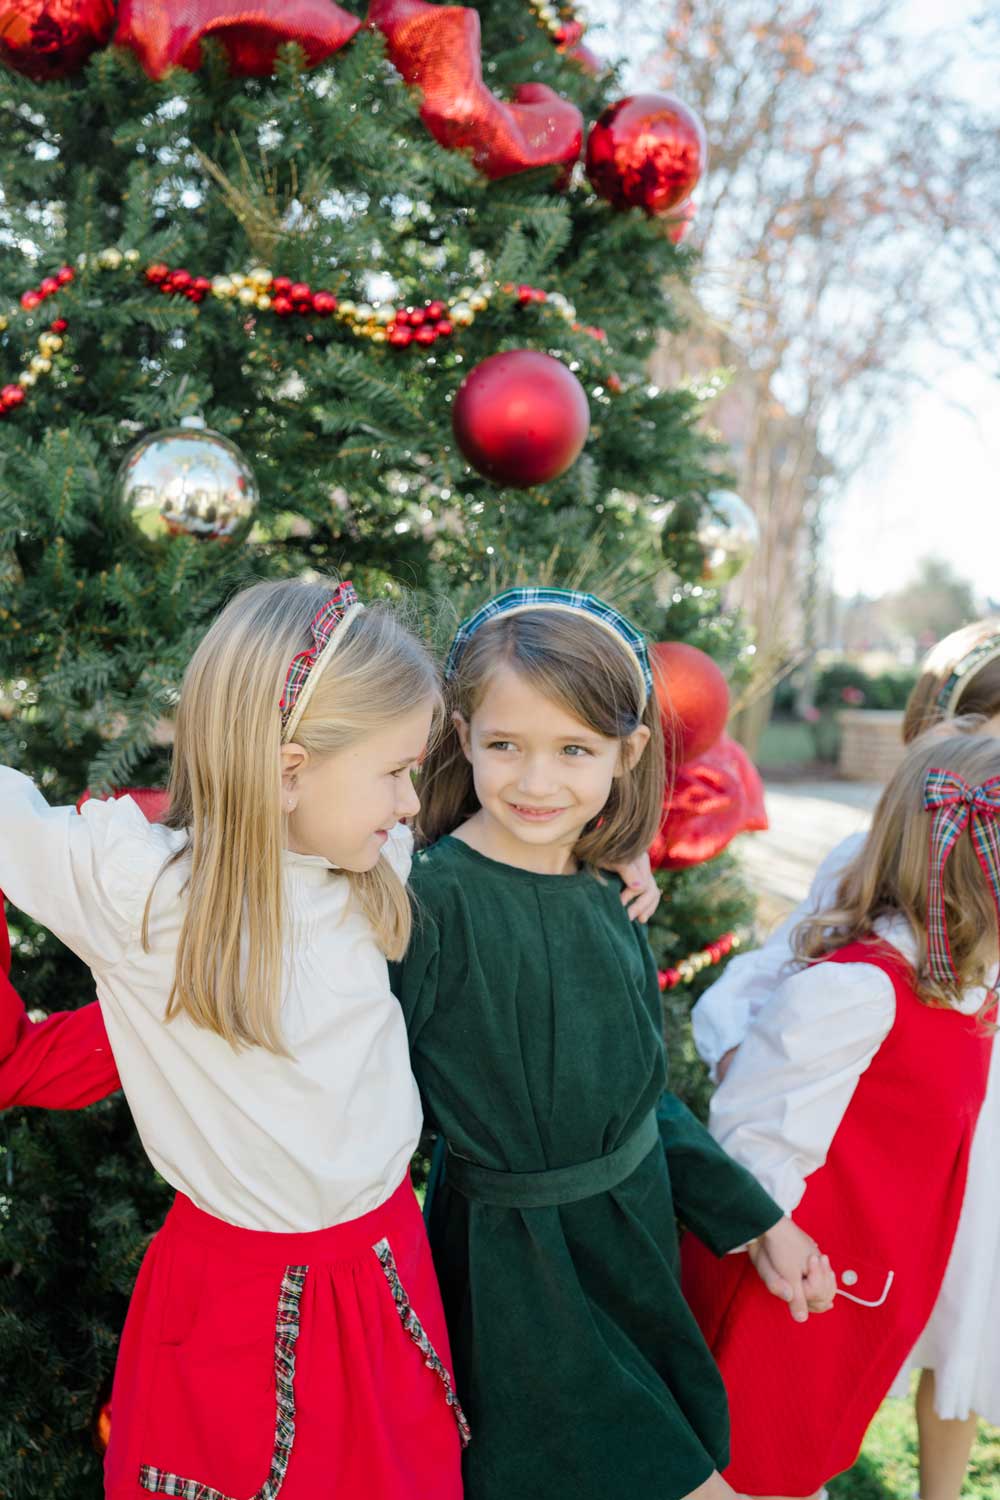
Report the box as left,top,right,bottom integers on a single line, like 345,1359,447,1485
20,290,41,310
394,309,411,327
435,319,454,338
415,325,437,345
606,373,623,392
193,276,212,293
169,269,192,289
409,308,427,327
273,296,294,316
272,276,292,293
452,350,591,487
312,291,337,315
585,325,607,341
289,282,311,303
145,263,170,284
388,326,413,347
39,276,60,297
50,318,69,333
56,266,75,286
517,284,534,303
657,970,668,992
426,300,446,320
1,384,26,408
665,968,681,988
296,301,312,316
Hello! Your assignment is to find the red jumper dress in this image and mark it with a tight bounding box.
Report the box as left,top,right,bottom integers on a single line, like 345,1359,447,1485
681,941,994,1495
0,912,466,1500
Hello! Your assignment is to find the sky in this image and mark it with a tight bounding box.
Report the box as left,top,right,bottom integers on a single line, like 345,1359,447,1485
587,0,999,604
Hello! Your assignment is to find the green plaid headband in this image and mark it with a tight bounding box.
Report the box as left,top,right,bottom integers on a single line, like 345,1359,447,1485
444,587,652,706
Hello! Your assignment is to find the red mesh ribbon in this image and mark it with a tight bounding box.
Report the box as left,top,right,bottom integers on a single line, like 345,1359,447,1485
649,735,768,871
115,0,361,78
367,0,583,180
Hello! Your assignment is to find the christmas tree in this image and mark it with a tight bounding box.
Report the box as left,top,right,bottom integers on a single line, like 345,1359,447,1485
0,3,759,1489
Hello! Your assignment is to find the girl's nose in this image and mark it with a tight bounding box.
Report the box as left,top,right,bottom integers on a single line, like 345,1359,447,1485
517,757,557,796
398,773,421,820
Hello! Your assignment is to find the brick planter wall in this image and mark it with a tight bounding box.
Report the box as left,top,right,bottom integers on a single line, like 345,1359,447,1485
838,709,905,783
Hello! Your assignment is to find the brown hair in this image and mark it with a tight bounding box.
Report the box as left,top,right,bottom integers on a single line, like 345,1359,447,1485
902,618,1000,743
144,577,440,1055
793,730,1000,1014
417,608,666,867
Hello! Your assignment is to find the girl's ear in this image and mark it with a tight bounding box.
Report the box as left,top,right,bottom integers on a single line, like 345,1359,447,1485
280,743,309,811
616,724,651,776
452,711,473,763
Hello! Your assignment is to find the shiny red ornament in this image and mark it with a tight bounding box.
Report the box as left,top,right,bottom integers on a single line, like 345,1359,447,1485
586,92,707,217
0,0,115,80
651,640,729,763
451,349,590,488
115,0,361,78
369,0,583,180
667,199,697,245
649,736,767,871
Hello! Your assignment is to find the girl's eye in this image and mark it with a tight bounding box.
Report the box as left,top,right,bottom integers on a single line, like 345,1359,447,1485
487,740,514,752
562,745,591,757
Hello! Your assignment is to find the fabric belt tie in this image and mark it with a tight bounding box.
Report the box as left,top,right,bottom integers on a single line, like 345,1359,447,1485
445,1109,659,1209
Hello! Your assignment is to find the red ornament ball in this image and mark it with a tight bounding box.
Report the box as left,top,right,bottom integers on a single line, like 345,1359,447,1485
586,93,707,217
451,350,590,488
650,640,729,763
0,0,115,80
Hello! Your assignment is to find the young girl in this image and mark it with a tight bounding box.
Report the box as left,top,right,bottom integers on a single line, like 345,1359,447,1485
0,577,469,1500
391,587,834,1500
692,618,1000,1500
682,731,1000,1496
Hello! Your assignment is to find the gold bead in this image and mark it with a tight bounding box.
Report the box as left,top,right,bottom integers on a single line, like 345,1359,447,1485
256,294,272,311
338,299,357,317
97,247,123,270
371,330,387,344
468,294,488,312
18,371,36,388
37,335,56,356
229,272,246,289
450,301,475,325
0,315,8,332
47,335,64,353
238,285,258,306
212,276,235,299
354,302,374,322
373,305,395,326
456,285,475,301
248,266,273,288
30,355,52,375
124,249,141,265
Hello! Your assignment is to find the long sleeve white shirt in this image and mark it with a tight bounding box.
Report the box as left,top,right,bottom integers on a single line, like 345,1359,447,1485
0,767,422,1232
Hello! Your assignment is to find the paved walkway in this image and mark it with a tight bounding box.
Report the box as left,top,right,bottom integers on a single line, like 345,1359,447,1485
739,779,882,928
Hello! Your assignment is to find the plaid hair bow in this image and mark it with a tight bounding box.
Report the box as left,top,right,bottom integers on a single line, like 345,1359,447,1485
280,581,360,735
924,768,1000,986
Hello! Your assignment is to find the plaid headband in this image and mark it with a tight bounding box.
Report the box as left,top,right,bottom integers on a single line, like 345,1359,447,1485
280,582,365,742
924,768,1000,988
444,587,652,706
934,635,1000,717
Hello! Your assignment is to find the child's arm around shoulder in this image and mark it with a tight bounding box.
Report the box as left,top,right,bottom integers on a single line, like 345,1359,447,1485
708,953,895,1214
0,767,159,970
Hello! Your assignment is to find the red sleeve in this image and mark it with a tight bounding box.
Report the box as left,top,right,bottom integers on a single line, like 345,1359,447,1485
0,972,122,1110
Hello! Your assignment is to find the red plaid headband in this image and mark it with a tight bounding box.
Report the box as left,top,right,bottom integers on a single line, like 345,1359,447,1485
279,582,363,740
924,768,1000,987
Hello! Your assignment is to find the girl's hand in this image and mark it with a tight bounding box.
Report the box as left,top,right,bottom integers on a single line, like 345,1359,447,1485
748,1217,836,1322
614,852,661,923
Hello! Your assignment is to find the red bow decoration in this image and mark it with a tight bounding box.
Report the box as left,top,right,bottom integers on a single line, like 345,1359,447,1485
367,0,583,180
923,768,1000,987
649,735,768,871
115,0,361,78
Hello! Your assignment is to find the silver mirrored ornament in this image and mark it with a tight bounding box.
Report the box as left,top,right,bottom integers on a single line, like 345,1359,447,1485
115,426,259,543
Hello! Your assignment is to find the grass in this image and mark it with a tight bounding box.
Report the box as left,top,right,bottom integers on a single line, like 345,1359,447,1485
832,1387,1000,1499
756,720,819,769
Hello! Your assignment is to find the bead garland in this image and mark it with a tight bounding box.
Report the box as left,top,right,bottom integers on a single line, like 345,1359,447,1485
658,931,743,992
1,250,609,419
527,0,587,51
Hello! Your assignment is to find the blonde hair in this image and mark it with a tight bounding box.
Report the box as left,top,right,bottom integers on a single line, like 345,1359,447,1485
417,607,666,866
903,618,1000,743
794,731,1000,1014
143,577,440,1054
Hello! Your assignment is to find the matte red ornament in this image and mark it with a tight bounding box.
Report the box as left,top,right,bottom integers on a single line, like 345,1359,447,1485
369,0,583,180
648,736,767,871
651,639,729,763
451,350,590,488
0,0,114,80
77,786,171,822
586,92,707,216
115,0,361,78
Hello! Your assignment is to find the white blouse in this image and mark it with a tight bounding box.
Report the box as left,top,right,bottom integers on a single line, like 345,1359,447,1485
708,914,988,1213
0,767,423,1233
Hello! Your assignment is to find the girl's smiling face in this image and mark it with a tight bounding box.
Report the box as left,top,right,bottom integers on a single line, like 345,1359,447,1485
454,665,649,866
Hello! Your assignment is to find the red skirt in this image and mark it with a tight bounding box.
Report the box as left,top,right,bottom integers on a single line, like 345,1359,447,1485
105,1173,467,1500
